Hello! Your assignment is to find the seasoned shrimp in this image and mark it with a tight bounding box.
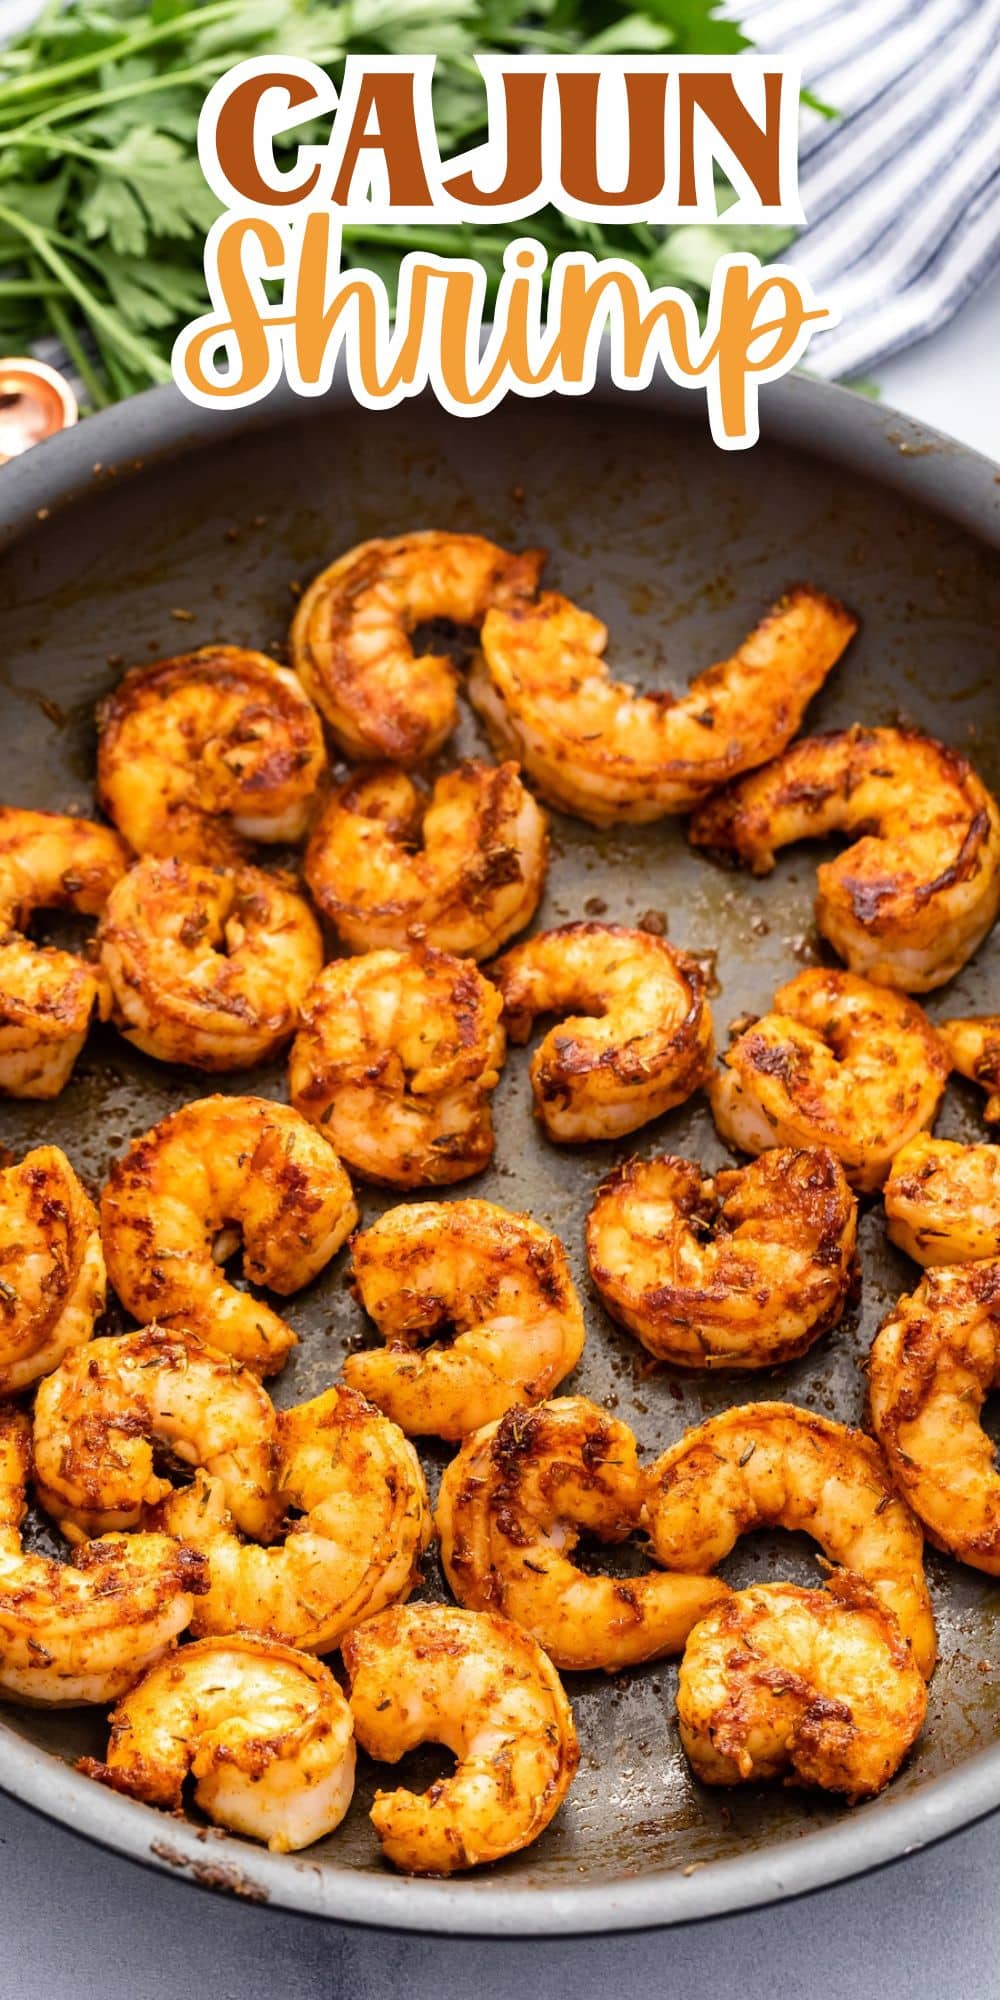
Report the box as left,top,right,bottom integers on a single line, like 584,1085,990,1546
0,809,127,930
690,726,1000,993
0,807,129,1097
343,1603,578,1873
344,1200,585,1439
868,1259,1000,1573
100,1096,357,1374
97,647,327,865
98,855,323,1071
33,1325,281,1543
885,1135,1000,1265
290,532,545,764
437,1396,729,1672
940,1014,1000,1122
710,969,948,1192
471,586,856,825
586,1147,857,1369
153,1385,431,1651
676,1576,927,1801
489,922,713,1142
80,1635,355,1852
304,761,548,960
289,945,506,1187
645,1401,935,1676
0,1408,205,1705
0,1147,104,1395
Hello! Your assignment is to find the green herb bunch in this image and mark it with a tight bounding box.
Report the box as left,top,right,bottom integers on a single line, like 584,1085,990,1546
0,0,791,409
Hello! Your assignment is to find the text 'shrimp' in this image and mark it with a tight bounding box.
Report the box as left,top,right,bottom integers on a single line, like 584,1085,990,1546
173,55,833,447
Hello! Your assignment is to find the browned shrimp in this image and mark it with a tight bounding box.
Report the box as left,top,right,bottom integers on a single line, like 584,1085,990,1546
80,1636,356,1851
489,922,714,1141
0,1408,206,1705
33,1311,431,1655
343,1604,578,1873
436,1396,729,1672
471,586,856,824
304,761,548,960
710,969,948,1191
97,647,327,865
153,1386,432,1652
645,1401,936,1677
0,1147,105,1395
884,1135,1000,1265
868,1259,1000,1574
586,1148,857,1369
677,1575,927,1801
940,1015,1000,1122
100,1096,357,1374
289,944,506,1187
290,532,545,763
0,807,129,1097
32,1324,281,1543
344,1200,585,1438
98,855,323,1071
690,726,1000,993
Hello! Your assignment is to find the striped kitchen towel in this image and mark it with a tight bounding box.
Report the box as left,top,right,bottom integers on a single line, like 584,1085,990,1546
735,0,1000,377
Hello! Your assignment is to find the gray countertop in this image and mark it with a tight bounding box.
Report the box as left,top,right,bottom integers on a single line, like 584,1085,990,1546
0,1789,996,2000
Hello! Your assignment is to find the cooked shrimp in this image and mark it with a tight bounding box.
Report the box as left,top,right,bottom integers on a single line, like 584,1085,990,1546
32,1325,281,1543
489,922,713,1142
437,1396,729,1672
343,1603,578,1873
940,1015,1000,1122
885,1135,1000,1265
290,532,545,764
304,760,547,960
80,1635,355,1852
471,587,856,826
0,938,112,1102
0,1407,205,1705
98,855,323,1071
97,647,327,865
153,1384,430,1651
344,1200,585,1439
676,1576,927,1801
645,1401,935,1677
100,1096,357,1375
690,726,1000,993
289,944,506,1187
0,1147,104,1395
0,808,127,930
868,1259,1000,1573
710,969,948,1192
0,807,129,1097
586,1147,857,1369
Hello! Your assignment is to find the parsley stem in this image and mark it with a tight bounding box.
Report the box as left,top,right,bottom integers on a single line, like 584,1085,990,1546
1,47,347,138
100,346,136,403
0,276,66,297
0,204,170,382
37,282,111,411
0,66,220,137
0,1,242,107
0,133,102,166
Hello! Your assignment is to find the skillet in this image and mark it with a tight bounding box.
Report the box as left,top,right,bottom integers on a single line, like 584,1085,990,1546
0,367,997,1932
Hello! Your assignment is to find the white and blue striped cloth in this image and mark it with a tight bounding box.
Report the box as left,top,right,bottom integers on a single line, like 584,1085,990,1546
735,0,1000,376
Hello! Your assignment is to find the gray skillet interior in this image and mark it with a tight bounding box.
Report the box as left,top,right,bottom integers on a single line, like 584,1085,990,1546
0,376,997,1932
